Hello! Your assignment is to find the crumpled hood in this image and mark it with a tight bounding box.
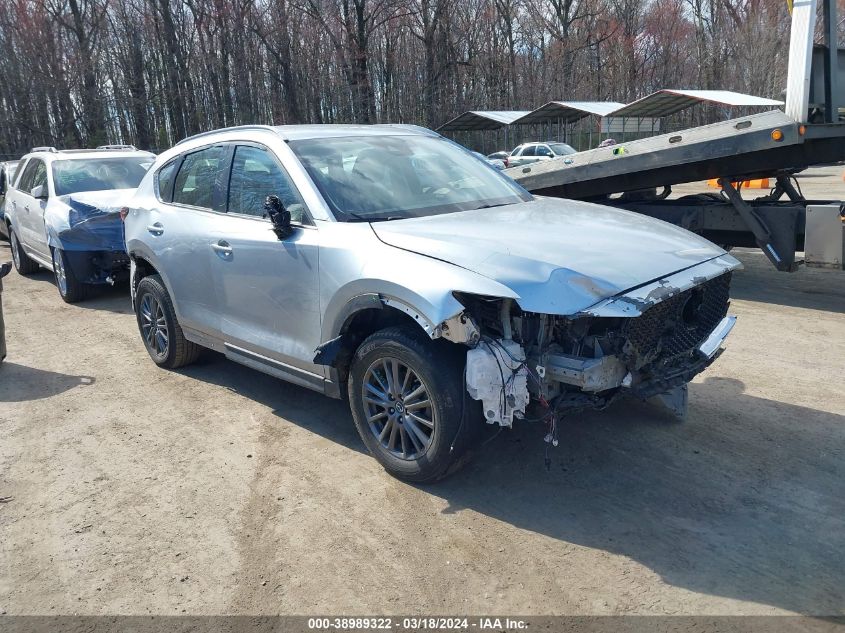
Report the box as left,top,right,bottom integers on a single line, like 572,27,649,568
47,188,135,252
59,188,135,213
372,197,730,315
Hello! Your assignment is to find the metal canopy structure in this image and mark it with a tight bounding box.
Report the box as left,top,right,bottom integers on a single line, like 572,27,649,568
609,89,784,118
510,101,626,125
437,91,783,133
436,110,532,132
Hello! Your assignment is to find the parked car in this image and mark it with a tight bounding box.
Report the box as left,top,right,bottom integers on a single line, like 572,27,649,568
124,124,739,482
506,141,577,167
472,151,505,170
5,145,155,302
0,160,21,240
487,151,509,162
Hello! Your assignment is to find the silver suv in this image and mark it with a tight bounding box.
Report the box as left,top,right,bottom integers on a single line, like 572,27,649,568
124,124,739,482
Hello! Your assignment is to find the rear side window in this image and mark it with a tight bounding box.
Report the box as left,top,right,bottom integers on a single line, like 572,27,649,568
227,145,308,223
521,146,536,157
173,146,226,211
156,159,179,202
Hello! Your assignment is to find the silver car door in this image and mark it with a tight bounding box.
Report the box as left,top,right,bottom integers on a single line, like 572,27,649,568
212,143,323,383
26,159,51,258
535,144,554,162
145,145,228,338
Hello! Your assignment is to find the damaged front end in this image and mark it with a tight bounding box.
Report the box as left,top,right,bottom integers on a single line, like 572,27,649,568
47,194,131,286
455,269,737,426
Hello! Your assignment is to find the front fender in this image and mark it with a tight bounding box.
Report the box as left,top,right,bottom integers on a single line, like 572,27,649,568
126,242,180,316
321,283,467,343
313,219,520,344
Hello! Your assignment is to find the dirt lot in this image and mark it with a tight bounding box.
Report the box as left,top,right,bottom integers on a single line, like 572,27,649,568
0,235,843,614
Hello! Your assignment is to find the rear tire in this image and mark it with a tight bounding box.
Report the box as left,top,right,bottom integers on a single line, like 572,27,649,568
135,274,201,369
348,325,481,483
52,247,91,303
9,228,39,275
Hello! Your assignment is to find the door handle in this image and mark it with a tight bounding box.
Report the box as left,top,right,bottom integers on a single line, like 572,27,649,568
211,240,233,257
146,222,164,236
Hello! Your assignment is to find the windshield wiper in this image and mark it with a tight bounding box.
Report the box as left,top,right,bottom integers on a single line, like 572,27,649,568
472,202,513,211
346,213,404,223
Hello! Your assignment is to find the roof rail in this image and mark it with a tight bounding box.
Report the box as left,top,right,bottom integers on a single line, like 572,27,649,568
96,144,138,151
175,125,279,146
31,146,58,153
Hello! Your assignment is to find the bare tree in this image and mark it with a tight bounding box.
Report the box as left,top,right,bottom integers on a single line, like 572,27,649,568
0,0,806,157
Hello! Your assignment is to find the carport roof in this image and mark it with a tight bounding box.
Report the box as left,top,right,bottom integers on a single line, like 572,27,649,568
436,110,533,132
608,89,784,118
512,101,626,125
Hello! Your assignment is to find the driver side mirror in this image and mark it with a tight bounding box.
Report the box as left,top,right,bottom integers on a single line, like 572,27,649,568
264,195,293,240
31,184,48,200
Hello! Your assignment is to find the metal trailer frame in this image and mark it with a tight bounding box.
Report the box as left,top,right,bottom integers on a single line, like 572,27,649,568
511,112,845,271
508,0,844,272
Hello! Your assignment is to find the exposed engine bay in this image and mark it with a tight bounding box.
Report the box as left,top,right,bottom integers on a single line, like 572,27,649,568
456,272,736,426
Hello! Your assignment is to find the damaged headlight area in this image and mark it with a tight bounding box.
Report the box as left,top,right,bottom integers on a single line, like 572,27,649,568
454,272,735,426
47,196,131,286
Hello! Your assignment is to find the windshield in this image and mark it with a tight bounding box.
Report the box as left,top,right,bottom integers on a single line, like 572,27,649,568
549,143,576,156
288,135,531,221
52,157,154,196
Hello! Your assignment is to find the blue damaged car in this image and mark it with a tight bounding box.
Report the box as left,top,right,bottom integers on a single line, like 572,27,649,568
4,146,155,302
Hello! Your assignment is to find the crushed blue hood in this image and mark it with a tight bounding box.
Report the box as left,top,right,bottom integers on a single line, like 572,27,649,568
46,189,134,252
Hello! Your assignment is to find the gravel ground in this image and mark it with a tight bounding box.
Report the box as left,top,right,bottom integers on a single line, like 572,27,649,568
0,238,843,616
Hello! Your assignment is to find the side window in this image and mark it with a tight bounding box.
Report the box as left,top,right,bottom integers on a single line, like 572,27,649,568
536,145,552,157
521,145,536,157
156,158,179,203
30,161,48,193
16,160,38,193
227,145,308,223
173,146,226,211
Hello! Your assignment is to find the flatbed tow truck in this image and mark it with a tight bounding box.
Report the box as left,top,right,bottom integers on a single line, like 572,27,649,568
507,0,845,272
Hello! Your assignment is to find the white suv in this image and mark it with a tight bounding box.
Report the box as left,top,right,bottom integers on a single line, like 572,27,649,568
5,146,154,302
505,142,577,168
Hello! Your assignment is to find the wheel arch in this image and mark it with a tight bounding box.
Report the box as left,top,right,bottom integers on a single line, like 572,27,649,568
322,300,431,386
128,252,164,308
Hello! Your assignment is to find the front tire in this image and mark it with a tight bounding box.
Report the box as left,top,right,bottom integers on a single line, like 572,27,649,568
135,274,201,369
348,325,480,482
9,228,39,275
52,247,91,303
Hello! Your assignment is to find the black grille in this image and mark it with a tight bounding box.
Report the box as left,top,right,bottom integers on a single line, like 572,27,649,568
623,272,731,368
